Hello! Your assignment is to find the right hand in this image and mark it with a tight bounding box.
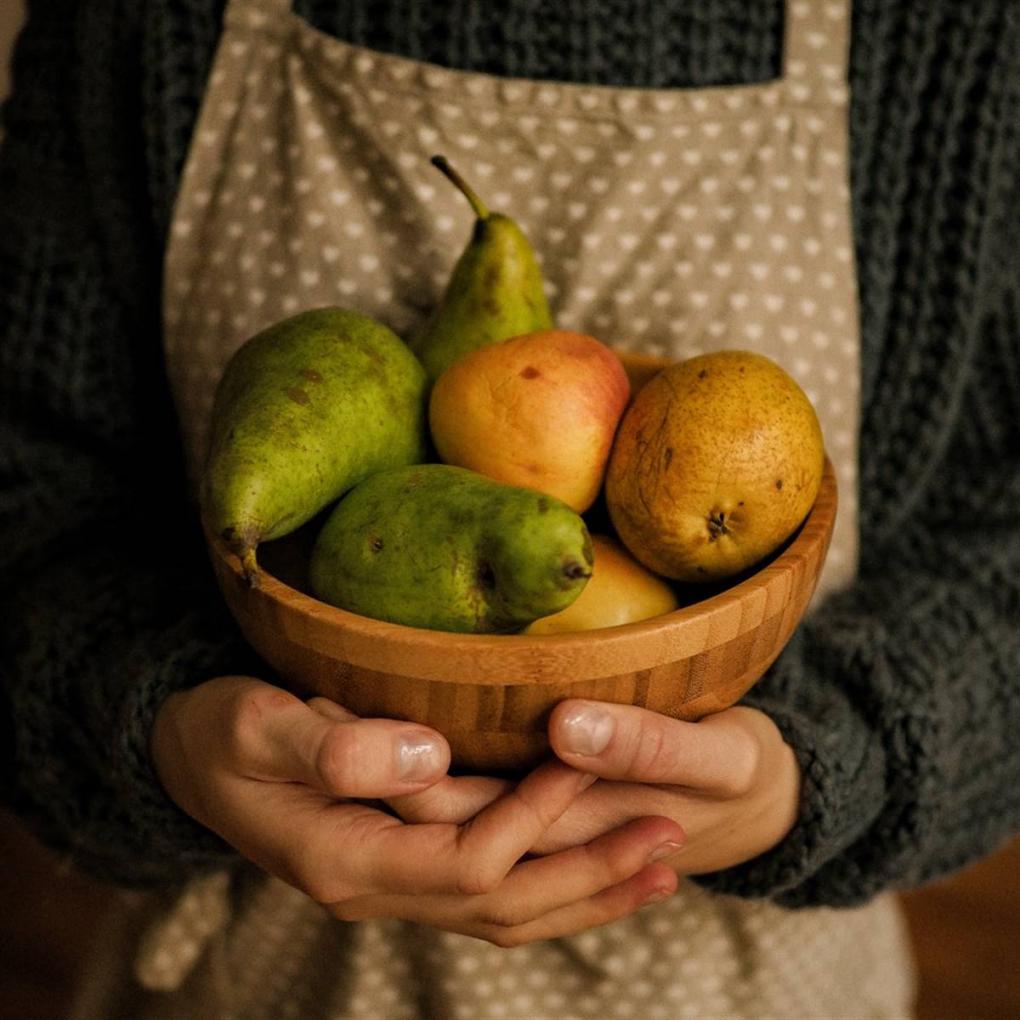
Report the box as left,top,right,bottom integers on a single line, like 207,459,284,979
151,676,684,946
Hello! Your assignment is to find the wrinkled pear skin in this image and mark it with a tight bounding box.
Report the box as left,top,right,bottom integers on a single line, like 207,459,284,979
309,465,593,633
203,308,427,569
411,216,553,382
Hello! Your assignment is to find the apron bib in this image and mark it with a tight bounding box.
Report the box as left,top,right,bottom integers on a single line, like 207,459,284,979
73,1,916,1017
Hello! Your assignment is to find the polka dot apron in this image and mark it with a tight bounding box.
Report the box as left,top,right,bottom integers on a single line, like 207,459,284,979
73,0,918,1017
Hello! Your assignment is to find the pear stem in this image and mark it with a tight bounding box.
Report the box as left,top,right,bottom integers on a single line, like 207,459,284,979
240,545,260,588
430,155,490,220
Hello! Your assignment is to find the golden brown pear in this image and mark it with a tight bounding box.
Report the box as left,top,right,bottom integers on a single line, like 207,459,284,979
605,350,824,582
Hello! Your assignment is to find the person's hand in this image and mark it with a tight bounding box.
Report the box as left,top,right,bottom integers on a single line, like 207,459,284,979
391,703,799,876
151,677,685,945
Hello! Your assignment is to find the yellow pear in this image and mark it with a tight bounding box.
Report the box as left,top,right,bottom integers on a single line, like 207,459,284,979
605,350,824,582
525,535,677,634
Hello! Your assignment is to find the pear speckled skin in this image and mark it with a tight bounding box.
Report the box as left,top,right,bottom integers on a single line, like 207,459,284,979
309,465,593,633
203,308,427,582
606,350,825,583
410,157,552,382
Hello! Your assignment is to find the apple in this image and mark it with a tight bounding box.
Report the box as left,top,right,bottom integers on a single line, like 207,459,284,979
428,330,631,512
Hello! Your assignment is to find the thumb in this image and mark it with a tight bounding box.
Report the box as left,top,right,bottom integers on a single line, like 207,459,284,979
236,687,451,797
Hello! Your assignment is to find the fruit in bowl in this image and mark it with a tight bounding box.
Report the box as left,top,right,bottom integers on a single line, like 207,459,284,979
410,156,552,382
429,329,631,512
308,464,592,633
524,535,678,635
198,156,836,769
607,350,825,582
202,307,427,585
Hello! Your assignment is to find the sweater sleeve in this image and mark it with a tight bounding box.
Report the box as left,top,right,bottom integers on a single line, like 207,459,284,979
0,1,250,886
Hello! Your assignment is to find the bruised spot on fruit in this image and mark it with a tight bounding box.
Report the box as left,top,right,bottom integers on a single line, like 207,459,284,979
537,497,550,514
527,463,543,475
285,387,310,405
775,479,784,490
664,447,674,469
520,366,541,379
477,561,496,589
369,536,384,553
301,368,324,383
698,369,708,380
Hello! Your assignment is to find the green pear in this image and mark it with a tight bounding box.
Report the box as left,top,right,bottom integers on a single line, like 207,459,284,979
203,307,427,585
410,156,553,382
309,465,592,633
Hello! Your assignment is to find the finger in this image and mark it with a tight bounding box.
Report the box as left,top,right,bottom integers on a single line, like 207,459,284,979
308,705,539,826
486,863,678,947
387,774,512,825
468,815,683,926
241,760,603,902
217,781,403,903
227,683,450,796
334,862,679,946
306,697,358,723
331,817,681,928
549,701,763,795
447,761,600,894
357,761,599,896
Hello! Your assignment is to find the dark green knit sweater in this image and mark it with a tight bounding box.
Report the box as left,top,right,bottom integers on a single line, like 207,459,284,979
1,0,1018,905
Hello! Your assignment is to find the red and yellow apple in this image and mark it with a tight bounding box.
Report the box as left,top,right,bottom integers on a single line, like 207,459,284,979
428,330,631,512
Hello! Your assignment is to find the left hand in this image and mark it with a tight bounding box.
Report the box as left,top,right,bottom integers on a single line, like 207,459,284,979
390,703,800,876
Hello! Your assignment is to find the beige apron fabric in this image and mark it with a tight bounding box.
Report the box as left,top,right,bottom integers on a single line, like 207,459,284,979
165,0,861,603
72,0,916,1016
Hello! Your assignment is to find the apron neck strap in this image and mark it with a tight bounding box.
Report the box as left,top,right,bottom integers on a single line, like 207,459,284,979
220,0,852,101
782,0,853,100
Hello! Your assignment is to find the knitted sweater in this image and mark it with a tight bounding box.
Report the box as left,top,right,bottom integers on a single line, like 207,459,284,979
1,0,1018,905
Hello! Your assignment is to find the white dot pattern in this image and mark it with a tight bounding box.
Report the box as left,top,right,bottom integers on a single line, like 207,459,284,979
165,0,862,606
118,869,914,1019
155,0,900,1016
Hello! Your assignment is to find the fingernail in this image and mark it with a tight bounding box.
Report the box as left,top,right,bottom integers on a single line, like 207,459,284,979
559,704,614,756
397,733,443,782
643,886,673,906
648,840,684,863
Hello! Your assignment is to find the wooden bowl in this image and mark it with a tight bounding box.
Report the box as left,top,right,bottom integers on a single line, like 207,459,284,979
205,355,837,771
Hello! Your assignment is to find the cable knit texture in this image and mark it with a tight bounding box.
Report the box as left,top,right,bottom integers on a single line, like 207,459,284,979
1,0,1018,904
